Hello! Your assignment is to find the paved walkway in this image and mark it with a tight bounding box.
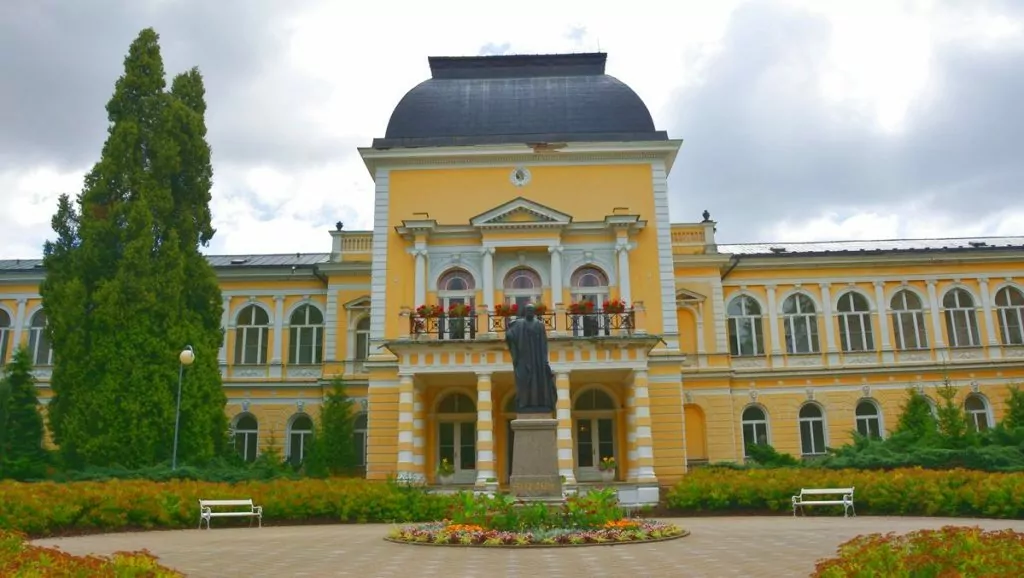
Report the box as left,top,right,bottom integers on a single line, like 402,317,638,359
34,516,1024,577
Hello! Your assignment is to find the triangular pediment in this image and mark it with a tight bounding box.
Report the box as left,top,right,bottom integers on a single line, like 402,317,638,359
470,197,572,227
676,288,706,303
344,295,371,310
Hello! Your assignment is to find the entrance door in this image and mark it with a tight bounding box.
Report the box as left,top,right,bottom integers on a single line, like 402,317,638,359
574,417,615,481
439,421,477,483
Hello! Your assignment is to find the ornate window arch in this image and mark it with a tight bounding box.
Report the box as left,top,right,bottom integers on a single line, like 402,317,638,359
235,304,270,365
232,413,259,462
740,405,769,457
287,414,314,465
28,309,53,366
503,267,543,310
437,268,476,309
942,288,979,347
781,293,819,354
836,291,873,352
995,286,1024,346
0,307,11,365
890,289,928,350
964,393,992,432
798,403,828,456
855,399,883,439
570,265,609,302
289,303,324,365
727,295,764,356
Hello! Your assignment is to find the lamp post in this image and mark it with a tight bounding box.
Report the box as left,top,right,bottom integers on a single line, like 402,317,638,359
172,345,195,470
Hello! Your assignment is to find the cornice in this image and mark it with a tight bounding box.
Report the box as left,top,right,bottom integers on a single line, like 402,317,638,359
723,250,1024,270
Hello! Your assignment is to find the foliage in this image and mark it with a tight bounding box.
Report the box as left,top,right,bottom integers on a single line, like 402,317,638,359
664,466,1024,518
0,478,454,538
387,519,683,547
893,387,938,443
813,526,1024,577
0,348,47,480
1003,384,1024,431
305,381,359,477
0,529,182,577
743,443,801,467
40,27,227,469
934,381,973,448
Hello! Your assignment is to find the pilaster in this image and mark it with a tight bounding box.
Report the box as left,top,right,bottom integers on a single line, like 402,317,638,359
766,284,781,362
270,295,285,377
412,247,427,306
927,280,946,348
874,281,894,362
475,371,496,485
397,374,416,478
11,298,27,351
412,385,426,476
615,239,632,304
218,296,230,366
555,371,576,484
979,277,1001,358
548,244,564,307
819,283,838,364
632,370,657,483
481,247,495,310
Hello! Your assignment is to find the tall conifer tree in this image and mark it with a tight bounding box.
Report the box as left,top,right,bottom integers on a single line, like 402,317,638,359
40,28,226,468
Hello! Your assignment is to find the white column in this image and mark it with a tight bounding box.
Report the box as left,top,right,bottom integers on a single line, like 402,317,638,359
765,284,781,359
632,370,657,483
474,372,496,485
270,295,285,377
927,280,946,348
555,371,576,484
819,283,838,364
481,247,495,310
11,298,27,351
874,281,893,362
548,245,564,306
397,374,415,478
412,248,427,306
324,287,338,363
616,241,632,304
218,296,231,366
979,277,1001,358
695,303,707,367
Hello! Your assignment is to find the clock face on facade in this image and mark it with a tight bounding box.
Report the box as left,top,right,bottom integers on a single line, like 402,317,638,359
510,166,531,187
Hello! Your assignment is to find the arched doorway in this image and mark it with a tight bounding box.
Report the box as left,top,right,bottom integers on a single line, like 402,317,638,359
574,388,617,481
437,392,477,483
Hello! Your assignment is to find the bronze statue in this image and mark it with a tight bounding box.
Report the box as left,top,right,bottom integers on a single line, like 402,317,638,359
505,303,557,414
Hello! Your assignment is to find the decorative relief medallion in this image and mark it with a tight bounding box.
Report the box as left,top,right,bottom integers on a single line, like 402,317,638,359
509,166,531,187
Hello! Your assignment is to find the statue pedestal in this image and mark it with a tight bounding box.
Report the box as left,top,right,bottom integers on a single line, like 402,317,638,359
509,412,563,500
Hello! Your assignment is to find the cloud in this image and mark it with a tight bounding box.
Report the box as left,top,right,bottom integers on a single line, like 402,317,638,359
666,0,1024,241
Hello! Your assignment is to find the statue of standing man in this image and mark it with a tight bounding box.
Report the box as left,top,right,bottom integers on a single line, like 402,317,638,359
505,304,557,414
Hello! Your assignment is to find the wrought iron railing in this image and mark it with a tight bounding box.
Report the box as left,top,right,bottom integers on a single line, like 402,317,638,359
407,309,637,340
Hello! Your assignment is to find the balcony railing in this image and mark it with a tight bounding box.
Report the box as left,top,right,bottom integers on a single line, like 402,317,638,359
406,309,638,340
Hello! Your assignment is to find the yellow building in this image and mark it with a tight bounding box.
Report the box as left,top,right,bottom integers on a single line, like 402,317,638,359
1,53,1023,504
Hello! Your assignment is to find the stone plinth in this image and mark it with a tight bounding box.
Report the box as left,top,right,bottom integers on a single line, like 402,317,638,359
509,412,563,499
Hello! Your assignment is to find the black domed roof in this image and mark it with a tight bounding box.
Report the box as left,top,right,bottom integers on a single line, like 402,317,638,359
373,53,667,149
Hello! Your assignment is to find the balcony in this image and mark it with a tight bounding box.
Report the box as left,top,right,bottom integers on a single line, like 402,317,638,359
405,309,639,341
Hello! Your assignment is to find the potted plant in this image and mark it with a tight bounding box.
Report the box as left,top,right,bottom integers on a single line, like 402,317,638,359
568,301,595,315
603,298,627,314
416,303,442,318
532,302,548,315
598,456,616,482
437,458,455,485
494,302,518,317
448,302,473,318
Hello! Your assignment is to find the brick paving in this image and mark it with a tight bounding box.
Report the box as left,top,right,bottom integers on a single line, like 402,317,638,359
34,516,1024,578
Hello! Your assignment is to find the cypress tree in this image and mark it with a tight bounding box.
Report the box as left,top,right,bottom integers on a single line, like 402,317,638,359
40,28,226,468
0,347,47,479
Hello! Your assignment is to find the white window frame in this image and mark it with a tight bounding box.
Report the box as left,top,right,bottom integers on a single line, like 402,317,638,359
782,293,819,354
837,292,874,352
890,290,928,350
728,296,764,356
28,310,53,366
354,413,368,467
995,286,1024,346
854,399,884,439
740,405,769,457
287,414,314,464
437,268,476,310
235,305,270,365
570,266,610,306
503,267,543,310
942,288,979,348
964,394,992,432
288,304,324,365
798,403,828,456
0,309,11,366
233,414,259,462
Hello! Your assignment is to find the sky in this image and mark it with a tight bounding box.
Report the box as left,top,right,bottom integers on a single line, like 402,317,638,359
1,0,1022,259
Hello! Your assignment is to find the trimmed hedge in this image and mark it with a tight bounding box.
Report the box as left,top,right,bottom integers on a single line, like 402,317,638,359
665,467,1024,518
1,529,181,576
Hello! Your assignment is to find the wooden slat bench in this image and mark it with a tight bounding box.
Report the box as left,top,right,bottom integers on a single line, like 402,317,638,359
791,487,855,517
198,498,263,529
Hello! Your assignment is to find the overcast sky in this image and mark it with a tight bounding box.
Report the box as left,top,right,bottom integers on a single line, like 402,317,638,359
1,0,1022,259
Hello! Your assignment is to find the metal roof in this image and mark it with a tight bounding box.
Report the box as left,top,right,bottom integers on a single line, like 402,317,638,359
0,253,332,273
718,236,1024,256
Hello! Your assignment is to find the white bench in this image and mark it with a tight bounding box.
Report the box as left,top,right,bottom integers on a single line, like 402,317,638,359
792,487,855,517
198,499,263,529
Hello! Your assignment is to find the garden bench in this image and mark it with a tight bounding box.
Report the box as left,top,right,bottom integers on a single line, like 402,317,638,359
198,498,263,529
791,487,855,517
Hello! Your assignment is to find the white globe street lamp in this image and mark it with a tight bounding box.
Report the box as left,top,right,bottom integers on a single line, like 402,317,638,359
172,345,195,470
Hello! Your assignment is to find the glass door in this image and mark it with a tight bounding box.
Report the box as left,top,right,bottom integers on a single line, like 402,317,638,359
438,421,477,483
574,417,615,481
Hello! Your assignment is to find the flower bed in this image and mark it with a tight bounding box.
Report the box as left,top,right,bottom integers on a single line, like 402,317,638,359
812,526,1024,577
386,519,686,547
665,466,1024,518
0,529,181,577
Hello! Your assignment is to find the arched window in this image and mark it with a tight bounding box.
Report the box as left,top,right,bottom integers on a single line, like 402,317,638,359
28,310,52,366
289,304,323,365
798,404,827,456
288,414,314,465
891,290,928,350
0,309,11,365
964,394,991,432
437,393,477,478
234,305,270,365
503,267,542,311
995,286,1024,346
437,268,476,308
740,406,769,457
354,317,370,361
574,388,617,481
855,400,883,439
570,266,609,305
354,413,368,467
837,292,874,352
233,414,259,462
943,288,979,347
782,293,819,354
727,296,764,356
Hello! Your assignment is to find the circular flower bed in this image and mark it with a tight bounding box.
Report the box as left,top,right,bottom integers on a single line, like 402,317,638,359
386,518,687,548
